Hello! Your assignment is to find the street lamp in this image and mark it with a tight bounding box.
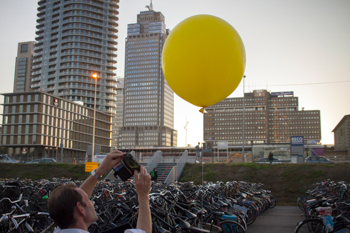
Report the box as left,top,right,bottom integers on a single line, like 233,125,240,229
92,73,98,162
242,75,246,163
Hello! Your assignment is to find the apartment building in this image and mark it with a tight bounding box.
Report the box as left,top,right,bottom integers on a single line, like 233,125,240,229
31,0,119,114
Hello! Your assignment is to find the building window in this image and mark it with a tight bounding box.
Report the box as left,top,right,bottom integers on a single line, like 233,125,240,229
21,44,28,53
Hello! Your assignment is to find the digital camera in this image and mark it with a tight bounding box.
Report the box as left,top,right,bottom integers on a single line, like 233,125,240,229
112,154,140,181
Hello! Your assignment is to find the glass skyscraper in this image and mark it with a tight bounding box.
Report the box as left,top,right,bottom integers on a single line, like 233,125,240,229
118,7,177,148
31,0,119,113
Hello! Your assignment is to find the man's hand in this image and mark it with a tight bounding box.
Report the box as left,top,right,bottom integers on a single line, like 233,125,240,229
134,166,151,197
96,150,125,175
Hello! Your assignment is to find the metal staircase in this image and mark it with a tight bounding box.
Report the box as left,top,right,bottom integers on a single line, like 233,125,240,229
156,163,176,182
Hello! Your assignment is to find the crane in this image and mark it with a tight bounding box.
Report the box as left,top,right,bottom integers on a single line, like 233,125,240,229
184,119,189,146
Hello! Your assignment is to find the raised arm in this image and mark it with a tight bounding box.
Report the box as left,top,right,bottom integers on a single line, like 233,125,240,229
134,166,152,233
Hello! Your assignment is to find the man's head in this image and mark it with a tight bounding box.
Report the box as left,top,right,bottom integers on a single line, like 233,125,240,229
49,184,97,229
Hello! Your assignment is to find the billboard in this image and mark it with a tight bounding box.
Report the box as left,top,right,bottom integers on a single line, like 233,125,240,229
291,136,304,146
270,91,294,97
217,141,228,150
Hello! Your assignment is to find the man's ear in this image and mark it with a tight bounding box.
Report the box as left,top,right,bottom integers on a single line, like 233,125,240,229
75,202,85,217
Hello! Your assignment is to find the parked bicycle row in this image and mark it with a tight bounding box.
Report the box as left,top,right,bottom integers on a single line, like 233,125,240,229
295,179,350,233
0,178,276,233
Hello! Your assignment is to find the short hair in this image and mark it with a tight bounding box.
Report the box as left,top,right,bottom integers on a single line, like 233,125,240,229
48,184,86,229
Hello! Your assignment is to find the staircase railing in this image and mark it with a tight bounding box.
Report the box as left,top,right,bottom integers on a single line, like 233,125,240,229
164,166,176,184
175,150,188,181
146,150,162,173
164,150,188,184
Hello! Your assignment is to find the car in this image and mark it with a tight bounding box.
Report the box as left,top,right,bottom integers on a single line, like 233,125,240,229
0,154,19,163
305,156,335,163
26,159,40,164
94,154,107,164
39,158,57,163
255,157,281,164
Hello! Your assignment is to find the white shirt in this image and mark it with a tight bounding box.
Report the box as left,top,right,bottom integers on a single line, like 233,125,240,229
54,227,145,233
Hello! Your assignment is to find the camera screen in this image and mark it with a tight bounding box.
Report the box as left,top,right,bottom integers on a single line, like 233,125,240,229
123,155,140,170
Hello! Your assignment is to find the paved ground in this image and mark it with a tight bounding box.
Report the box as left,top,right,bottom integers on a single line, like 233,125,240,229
246,206,304,233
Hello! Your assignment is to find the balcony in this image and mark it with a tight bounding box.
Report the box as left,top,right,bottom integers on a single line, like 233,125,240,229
31,83,41,88
31,77,41,82
32,70,42,76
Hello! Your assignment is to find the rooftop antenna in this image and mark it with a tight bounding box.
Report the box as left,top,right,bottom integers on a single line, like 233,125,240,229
145,0,153,10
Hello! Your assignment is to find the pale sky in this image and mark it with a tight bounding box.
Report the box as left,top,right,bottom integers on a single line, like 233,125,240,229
0,0,349,146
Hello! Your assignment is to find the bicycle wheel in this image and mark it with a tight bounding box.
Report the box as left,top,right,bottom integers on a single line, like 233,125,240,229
294,218,325,233
245,205,257,226
269,196,277,208
220,220,246,233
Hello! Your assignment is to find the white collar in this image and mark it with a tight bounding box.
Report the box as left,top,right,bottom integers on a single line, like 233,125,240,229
55,228,89,233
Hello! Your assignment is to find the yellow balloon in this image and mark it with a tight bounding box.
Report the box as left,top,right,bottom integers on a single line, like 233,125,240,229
162,15,246,108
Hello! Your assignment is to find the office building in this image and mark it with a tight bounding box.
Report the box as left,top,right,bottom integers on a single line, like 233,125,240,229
14,42,35,92
0,92,112,161
204,90,321,146
31,0,119,114
332,114,350,154
118,6,177,148
111,77,124,149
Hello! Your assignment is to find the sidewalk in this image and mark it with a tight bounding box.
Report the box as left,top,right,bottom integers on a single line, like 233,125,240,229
247,206,303,233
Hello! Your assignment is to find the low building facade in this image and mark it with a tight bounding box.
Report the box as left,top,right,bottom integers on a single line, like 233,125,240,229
332,114,350,154
0,91,112,162
204,90,321,146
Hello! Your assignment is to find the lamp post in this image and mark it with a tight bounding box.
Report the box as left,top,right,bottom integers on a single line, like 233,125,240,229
92,73,98,162
60,90,69,163
242,75,246,163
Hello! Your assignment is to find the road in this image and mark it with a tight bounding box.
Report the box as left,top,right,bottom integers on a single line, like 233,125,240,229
247,206,304,233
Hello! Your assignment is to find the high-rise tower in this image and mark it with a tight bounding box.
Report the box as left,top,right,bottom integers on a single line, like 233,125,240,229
13,42,35,93
118,6,177,148
31,0,119,113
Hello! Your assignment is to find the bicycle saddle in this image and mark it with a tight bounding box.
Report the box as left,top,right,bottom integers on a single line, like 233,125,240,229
157,226,171,233
213,211,224,218
184,209,197,220
217,200,228,207
175,218,191,230
191,207,206,215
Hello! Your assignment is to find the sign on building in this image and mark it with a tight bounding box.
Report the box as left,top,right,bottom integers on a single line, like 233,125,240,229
53,98,59,107
290,136,304,163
